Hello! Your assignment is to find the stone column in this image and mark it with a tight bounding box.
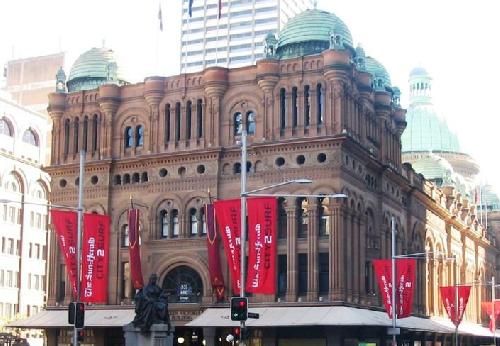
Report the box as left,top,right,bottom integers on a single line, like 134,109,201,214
257,77,278,141
345,211,353,301
48,92,67,165
307,201,318,301
285,205,297,302
330,202,345,300
46,228,58,305
203,67,228,147
145,76,165,154
97,84,120,159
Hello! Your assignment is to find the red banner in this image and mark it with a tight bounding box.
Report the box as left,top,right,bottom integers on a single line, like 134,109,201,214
81,213,110,303
373,258,416,318
482,301,500,332
214,199,241,293
440,286,471,326
246,197,277,294
50,210,78,298
128,209,144,289
205,204,225,301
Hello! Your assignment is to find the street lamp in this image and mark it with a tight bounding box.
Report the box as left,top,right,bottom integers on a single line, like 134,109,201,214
238,131,347,345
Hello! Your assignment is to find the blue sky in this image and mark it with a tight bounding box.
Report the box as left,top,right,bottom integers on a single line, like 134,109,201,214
1,0,498,192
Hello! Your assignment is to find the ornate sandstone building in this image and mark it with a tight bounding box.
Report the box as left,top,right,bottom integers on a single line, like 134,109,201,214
21,8,497,346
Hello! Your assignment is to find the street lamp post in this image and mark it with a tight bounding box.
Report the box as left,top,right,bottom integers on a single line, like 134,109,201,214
238,131,346,345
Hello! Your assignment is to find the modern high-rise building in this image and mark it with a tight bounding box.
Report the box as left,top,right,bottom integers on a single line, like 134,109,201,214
180,0,315,73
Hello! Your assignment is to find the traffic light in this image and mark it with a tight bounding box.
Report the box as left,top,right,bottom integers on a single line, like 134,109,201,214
68,302,76,324
230,297,248,321
241,327,251,340
75,302,85,328
77,329,84,342
232,327,240,340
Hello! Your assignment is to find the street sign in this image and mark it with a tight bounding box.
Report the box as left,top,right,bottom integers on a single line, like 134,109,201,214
247,312,260,319
387,327,400,335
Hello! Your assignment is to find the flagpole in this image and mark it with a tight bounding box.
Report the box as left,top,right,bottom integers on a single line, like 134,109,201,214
240,130,247,346
73,150,85,346
493,276,496,346
391,216,397,346
454,256,458,346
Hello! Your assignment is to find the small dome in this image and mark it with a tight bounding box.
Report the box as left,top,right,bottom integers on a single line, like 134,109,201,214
67,47,128,92
365,56,391,89
412,156,453,182
276,9,353,59
410,67,429,77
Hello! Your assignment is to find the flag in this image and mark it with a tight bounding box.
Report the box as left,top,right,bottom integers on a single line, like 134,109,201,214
218,0,222,19
373,258,416,319
158,3,163,31
51,210,78,298
246,197,277,294
205,204,225,301
214,199,241,293
482,301,500,332
188,0,194,17
81,213,110,303
128,208,144,289
439,286,471,326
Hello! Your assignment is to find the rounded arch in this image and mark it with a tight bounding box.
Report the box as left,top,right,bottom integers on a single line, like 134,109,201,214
5,169,27,194
148,193,183,220
0,116,15,136
155,254,211,299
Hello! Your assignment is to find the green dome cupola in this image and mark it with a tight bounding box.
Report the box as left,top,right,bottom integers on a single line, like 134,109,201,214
365,56,392,90
67,47,129,92
275,9,353,60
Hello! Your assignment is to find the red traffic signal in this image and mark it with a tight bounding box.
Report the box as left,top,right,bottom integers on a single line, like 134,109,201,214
230,297,248,321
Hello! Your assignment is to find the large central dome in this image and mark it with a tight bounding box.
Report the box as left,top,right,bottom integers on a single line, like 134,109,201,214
276,9,353,59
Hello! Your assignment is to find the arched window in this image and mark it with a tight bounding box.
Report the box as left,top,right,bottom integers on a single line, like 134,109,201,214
22,129,39,146
189,208,198,236
186,101,192,140
83,116,88,151
316,83,323,124
162,266,203,303
121,225,129,247
135,125,144,147
64,119,70,155
278,197,287,239
141,172,148,182
233,112,242,136
123,174,131,184
132,173,140,183
318,197,330,236
125,126,133,148
164,104,171,143
172,209,179,237
292,87,298,127
246,111,256,135
73,118,79,152
0,118,13,136
304,85,310,127
297,197,308,238
113,175,122,185
233,163,241,174
175,102,181,141
160,210,169,238
196,99,203,138
92,114,98,153
280,88,286,130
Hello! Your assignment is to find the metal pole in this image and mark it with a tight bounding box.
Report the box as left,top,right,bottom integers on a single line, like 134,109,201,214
240,131,247,346
73,150,85,346
454,256,458,346
391,216,397,346
493,276,496,346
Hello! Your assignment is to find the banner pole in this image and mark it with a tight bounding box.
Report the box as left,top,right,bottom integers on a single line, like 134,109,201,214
493,276,496,346
391,216,397,346
73,149,85,346
454,256,458,346
240,131,247,346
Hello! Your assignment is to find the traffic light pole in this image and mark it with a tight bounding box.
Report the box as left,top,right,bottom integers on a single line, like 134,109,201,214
240,132,248,345
73,150,85,346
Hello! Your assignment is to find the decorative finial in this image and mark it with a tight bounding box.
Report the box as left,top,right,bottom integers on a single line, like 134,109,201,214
313,0,317,9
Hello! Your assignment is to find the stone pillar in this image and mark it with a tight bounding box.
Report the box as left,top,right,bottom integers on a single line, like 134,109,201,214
144,76,165,154
46,228,58,305
203,67,228,147
330,203,345,300
345,211,353,301
257,77,278,141
97,84,120,159
285,205,297,302
48,92,67,165
123,323,174,346
307,201,318,301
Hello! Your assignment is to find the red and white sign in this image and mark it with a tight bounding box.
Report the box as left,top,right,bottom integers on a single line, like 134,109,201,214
440,286,471,327
50,210,78,298
81,213,109,303
373,258,416,318
128,208,144,289
214,199,242,293
482,301,500,332
205,203,225,301
246,197,277,294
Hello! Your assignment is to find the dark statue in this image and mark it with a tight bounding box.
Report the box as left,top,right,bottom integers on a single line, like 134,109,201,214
132,274,172,333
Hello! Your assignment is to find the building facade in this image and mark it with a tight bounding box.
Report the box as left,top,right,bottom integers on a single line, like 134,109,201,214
22,7,498,346
3,52,65,115
180,0,315,73
0,94,51,345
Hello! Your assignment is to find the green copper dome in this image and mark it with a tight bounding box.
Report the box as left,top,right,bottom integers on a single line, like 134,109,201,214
365,56,391,90
67,47,128,92
402,106,461,153
276,9,353,59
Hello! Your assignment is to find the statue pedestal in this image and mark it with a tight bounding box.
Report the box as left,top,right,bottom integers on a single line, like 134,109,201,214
123,323,174,346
